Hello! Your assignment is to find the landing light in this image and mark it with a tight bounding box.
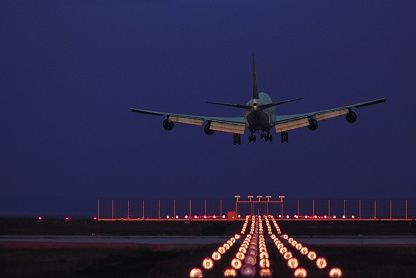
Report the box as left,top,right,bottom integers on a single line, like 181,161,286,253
65,216,70,221
38,216,42,221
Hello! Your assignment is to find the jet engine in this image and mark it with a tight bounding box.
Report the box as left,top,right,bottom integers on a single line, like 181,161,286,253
308,118,318,131
346,110,357,123
204,123,215,135
162,118,174,130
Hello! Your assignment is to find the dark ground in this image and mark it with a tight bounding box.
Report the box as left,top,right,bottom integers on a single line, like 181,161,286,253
2,217,416,236
1,218,416,277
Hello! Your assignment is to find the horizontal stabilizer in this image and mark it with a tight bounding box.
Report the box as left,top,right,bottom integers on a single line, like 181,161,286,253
206,101,251,109
259,97,304,109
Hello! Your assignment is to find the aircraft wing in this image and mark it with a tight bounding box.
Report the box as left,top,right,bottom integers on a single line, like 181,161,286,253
273,98,386,133
129,108,247,134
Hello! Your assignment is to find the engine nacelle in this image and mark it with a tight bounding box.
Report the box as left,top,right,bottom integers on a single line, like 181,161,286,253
162,118,174,130
204,123,215,135
308,118,318,131
346,110,357,123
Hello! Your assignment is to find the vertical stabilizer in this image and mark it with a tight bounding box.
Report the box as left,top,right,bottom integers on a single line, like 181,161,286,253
252,52,259,100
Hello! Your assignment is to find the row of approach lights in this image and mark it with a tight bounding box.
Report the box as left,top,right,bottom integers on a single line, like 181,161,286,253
190,215,343,277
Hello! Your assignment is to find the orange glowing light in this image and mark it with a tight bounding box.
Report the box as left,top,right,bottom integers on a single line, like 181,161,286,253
294,268,307,277
236,252,245,260
307,251,317,260
212,251,221,261
218,246,226,254
224,268,237,277
259,252,269,259
259,268,272,277
316,258,327,269
202,258,214,270
189,268,203,278
231,258,242,269
259,258,270,268
329,267,343,277
300,247,309,255
288,258,299,269
283,251,293,260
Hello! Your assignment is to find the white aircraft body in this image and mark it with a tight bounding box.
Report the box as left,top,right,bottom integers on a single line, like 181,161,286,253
130,54,386,145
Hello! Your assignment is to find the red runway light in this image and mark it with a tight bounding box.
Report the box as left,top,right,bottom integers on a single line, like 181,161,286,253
38,216,42,221
65,216,70,221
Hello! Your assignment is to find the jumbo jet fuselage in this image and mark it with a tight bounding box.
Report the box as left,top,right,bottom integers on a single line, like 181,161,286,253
244,92,276,131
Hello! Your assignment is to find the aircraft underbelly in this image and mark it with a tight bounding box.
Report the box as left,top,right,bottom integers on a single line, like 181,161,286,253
245,110,272,130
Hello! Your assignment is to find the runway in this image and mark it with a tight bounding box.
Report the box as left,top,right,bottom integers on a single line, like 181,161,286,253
1,235,416,245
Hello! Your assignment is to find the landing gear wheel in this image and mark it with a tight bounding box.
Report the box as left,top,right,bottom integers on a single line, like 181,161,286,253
233,134,241,145
249,135,256,143
281,131,289,143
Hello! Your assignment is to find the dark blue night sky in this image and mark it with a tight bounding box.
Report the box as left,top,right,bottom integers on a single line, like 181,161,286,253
1,1,415,216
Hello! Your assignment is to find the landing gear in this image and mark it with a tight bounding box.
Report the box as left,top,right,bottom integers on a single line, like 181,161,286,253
233,134,241,145
249,130,256,143
260,129,272,142
281,131,289,143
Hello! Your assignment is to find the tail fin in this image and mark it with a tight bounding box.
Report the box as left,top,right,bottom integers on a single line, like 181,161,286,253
252,52,259,100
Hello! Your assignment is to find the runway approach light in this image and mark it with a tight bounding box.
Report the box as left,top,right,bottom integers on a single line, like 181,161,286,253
202,258,214,270
224,268,237,277
316,257,328,269
189,268,203,278
329,267,343,277
241,264,256,277
259,268,272,277
294,268,307,277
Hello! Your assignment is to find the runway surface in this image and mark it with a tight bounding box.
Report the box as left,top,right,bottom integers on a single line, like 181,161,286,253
1,235,416,245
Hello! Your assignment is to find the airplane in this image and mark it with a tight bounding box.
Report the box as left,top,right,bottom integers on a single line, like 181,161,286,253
130,53,386,145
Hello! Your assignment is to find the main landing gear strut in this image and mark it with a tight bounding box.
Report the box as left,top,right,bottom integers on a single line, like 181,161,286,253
249,129,272,143
233,131,289,144
281,131,289,143
233,134,241,145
